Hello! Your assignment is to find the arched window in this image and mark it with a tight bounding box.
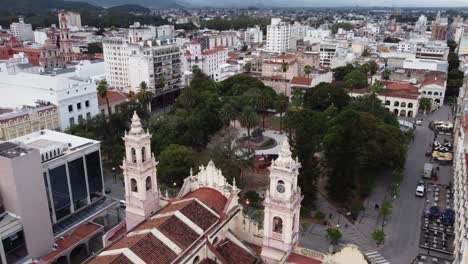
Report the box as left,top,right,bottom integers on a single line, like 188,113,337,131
193,256,200,264
145,177,152,191
428,91,432,95
399,110,406,117
393,109,399,115
42,154,45,161
141,147,146,162
131,179,138,192
394,101,399,107
401,102,406,107
385,100,390,106
408,103,413,108
434,92,439,96
53,149,57,157
408,111,413,117
131,148,137,163
423,91,426,94
45,153,49,160
273,217,283,234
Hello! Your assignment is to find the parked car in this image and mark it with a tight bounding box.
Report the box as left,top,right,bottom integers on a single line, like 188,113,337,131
415,119,423,126
119,200,126,208
416,185,425,197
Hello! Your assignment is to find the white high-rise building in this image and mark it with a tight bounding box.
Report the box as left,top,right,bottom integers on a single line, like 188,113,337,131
415,15,428,34
10,17,33,42
266,18,291,53
244,26,264,46
62,11,82,30
102,37,130,89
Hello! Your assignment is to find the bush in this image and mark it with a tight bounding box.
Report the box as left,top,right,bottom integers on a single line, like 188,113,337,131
326,228,342,245
372,229,385,245
350,201,365,217
314,211,325,220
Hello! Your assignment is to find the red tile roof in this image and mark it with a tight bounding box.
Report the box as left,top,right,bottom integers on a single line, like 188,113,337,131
183,187,228,213
287,253,322,264
41,223,102,262
276,53,296,60
216,239,257,264
290,76,313,86
383,81,418,92
202,47,226,56
98,90,128,106
421,75,446,87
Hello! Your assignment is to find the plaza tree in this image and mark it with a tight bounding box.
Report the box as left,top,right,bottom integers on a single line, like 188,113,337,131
158,144,198,186
382,69,391,80
244,62,252,73
291,89,304,109
281,62,289,94
372,229,385,245
379,200,393,222
332,64,355,81
136,81,154,114
364,60,379,85
419,98,432,113
304,82,350,111
344,68,368,90
303,65,313,77
326,228,342,245
239,106,259,138
97,80,112,116
275,94,289,133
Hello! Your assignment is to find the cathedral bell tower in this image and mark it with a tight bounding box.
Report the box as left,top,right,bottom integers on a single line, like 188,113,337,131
122,112,160,231
261,138,303,263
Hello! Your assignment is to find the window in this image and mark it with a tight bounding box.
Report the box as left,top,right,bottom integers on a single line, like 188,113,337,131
273,216,283,234
77,102,82,110
131,179,138,192
69,117,75,126
146,177,152,191
394,101,399,107
78,115,83,123
141,147,146,162
68,105,73,112
85,100,90,108
86,112,91,119
131,148,137,163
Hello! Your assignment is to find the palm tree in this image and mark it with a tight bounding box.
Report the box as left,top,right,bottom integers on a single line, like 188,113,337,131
219,103,237,127
369,80,384,111
97,80,112,116
275,94,288,134
257,92,272,129
281,61,289,95
239,106,259,138
136,81,154,114
303,65,312,77
366,61,379,85
291,89,303,109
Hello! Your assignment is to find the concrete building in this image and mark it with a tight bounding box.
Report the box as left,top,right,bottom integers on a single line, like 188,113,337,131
415,15,428,34
415,42,449,61
244,26,264,47
0,129,119,263
183,41,228,81
266,18,291,53
319,42,337,68
0,72,99,130
431,11,448,41
402,58,449,72
102,37,130,89
62,11,82,31
10,17,33,42
260,54,299,94
0,104,60,140
419,74,447,105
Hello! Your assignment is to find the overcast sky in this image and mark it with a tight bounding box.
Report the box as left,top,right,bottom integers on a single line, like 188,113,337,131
184,0,468,7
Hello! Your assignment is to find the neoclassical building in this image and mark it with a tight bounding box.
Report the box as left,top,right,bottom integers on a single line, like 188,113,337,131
89,112,365,264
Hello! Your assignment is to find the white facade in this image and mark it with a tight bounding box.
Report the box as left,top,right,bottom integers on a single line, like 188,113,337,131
63,11,82,30
156,25,175,37
0,72,99,130
183,42,228,81
420,82,446,105
266,18,291,53
102,38,130,89
127,22,157,44
244,26,264,46
10,17,33,42
402,58,449,72
33,30,49,45
305,28,331,40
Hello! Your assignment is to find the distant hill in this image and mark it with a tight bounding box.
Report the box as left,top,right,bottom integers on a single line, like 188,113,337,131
69,0,181,8
106,4,151,14
0,0,102,12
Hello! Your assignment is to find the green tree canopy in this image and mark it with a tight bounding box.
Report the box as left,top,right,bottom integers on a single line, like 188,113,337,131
344,68,368,89
158,144,197,186
304,82,351,111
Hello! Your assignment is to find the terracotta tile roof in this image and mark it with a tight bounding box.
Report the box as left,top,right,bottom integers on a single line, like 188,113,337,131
215,239,257,264
131,233,178,263
98,90,128,106
275,53,296,60
179,200,219,230
88,254,132,264
183,187,228,213
158,215,200,249
379,89,419,100
421,75,446,87
290,76,313,86
41,223,102,262
383,81,418,92
287,253,322,264
202,47,226,56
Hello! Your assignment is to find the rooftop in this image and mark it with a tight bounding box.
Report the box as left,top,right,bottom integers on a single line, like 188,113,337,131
0,142,31,159
290,76,313,86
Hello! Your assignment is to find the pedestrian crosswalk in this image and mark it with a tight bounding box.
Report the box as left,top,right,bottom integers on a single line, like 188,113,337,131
365,251,390,264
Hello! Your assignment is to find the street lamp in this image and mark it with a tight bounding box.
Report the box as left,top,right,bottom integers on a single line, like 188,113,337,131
112,167,116,183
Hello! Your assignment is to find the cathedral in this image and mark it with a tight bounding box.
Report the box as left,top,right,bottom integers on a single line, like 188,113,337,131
89,113,363,264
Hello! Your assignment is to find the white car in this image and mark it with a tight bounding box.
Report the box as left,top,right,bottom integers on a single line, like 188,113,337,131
415,185,425,197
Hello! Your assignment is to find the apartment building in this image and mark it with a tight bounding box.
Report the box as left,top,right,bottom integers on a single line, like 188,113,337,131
102,37,130,89
431,11,448,41
319,42,337,68
415,42,449,61
266,18,291,53
183,40,228,81
244,26,263,47
10,17,33,42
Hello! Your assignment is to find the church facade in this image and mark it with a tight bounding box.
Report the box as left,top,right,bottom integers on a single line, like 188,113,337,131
88,113,327,264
